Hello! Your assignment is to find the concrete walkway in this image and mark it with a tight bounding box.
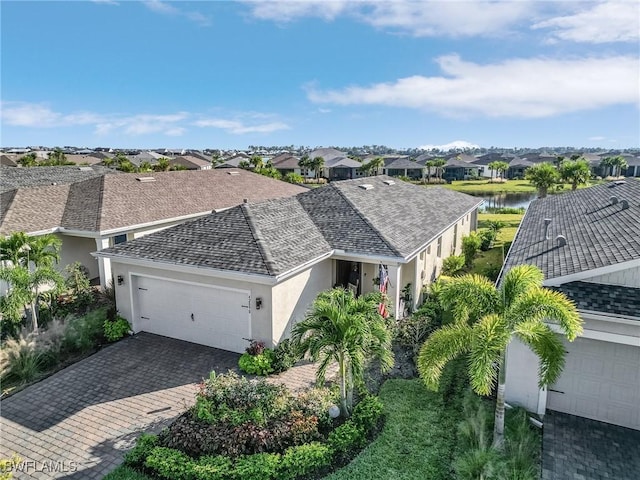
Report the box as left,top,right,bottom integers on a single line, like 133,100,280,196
0,333,322,480
542,411,640,480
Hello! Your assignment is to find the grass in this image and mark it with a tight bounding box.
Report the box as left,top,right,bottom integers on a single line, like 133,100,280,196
437,179,602,194
324,379,459,480
468,213,524,278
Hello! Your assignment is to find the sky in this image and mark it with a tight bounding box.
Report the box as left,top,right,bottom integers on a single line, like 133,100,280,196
1,0,639,150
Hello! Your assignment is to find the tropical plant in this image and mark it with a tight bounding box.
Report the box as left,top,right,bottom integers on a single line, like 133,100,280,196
432,158,446,182
358,157,383,176
442,254,466,275
559,158,591,190
487,161,500,181
462,232,482,267
417,265,582,447
291,288,393,417
284,172,304,184
525,162,560,198
311,156,325,180
600,155,628,178
138,161,153,172
425,160,435,182
17,153,38,167
46,148,71,166
103,315,131,342
153,157,171,172
249,154,264,170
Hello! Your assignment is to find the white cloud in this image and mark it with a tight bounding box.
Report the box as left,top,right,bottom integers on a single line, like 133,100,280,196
532,2,640,44
0,102,103,127
588,136,606,141
246,1,535,37
307,54,640,118
194,118,290,134
419,140,480,151
143,0,211,26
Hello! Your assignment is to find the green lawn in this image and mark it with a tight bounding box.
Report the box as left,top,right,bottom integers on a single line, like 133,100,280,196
435,179,602,194
468,212,524,278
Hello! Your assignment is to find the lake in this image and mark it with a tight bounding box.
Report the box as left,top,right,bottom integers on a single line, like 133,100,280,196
470,192,538,210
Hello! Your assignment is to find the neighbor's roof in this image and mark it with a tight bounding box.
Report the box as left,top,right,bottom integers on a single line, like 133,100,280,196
0,165,115,193
383,158,424,169
101,176,482,277
501,179,640,282
551,282,640,318
270,153,300,169
308,148,348,163
0,169,306,236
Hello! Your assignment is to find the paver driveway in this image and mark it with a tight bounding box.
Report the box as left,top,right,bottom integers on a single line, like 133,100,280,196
0,333,320,480
542,410,640,480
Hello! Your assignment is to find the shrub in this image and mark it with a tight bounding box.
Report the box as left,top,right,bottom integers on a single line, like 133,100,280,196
124,434,158,468
483,207,525,214
279,443,332,480
191,455,233,480
245,339,265,355
442,254,465,275
479,229,497,251
350,395,384,432
144,447,195,480
283,172,304,184
232,453,280,480
271,338,300,373
394,312,436,357
327,421,365,454
0,455,21,480
61,307,108,354
238,350,275,376
103,315,131,342
462,232,482,267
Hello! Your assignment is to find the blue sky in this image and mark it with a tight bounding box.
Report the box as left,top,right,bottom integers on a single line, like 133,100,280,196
1,1,639,150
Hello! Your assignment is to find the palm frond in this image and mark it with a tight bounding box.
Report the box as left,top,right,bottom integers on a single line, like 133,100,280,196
440,274,501,323
507,288,582,340
418,323,473,391
499,265,544,310
514,321,566,386
468,314,510,396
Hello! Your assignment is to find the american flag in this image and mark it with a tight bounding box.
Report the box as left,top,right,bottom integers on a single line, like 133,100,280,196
378,264,389,317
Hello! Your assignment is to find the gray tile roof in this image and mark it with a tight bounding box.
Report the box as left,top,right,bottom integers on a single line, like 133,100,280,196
383,158,425,170
551,282,640,318
502,179,640,281
102,176,482,276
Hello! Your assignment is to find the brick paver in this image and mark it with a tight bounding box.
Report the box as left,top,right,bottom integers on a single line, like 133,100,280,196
542,410,640,480
0,333,323,479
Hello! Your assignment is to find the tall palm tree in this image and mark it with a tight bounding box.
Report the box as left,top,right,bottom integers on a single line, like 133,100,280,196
311,156,325,180
487,161,499,182
18,153,38,167
0,232,61,268
432,158,447,182
368,157,384,176
291,288,393,417
425,160,435,183
154,157,171,172
418,265,582,447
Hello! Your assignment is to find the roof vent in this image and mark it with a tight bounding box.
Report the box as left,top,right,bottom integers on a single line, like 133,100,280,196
614,180,626,185
136,176,156,183
383,180,395,186
359,184,374,190
228,171,241,176
556,235,567,247
544,218,552,240
243,198,248,204
610,196,618,205
621,199,630,209
78,166,93,172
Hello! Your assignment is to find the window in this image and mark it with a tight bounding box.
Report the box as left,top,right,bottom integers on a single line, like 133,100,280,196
113,234,127,245
453,224,458,250
436,237,442,257
427,245,431,255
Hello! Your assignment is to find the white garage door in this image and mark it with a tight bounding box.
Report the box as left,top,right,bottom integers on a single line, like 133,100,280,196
547,337,640,430
134,276,251,353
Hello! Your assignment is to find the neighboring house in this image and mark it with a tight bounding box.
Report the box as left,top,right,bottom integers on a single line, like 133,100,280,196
443,156,479,181
507,157,535,179
270,153,301,176
170,155,212,170
381,157,425,179
216,155,249,169
0,155,18,167
96,176,482,353
0,167,306,288
306,148,362,180
502,179,640,430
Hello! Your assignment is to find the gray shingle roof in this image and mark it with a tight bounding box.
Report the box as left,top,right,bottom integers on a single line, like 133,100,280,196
102,176,482,276
502,179,640,281
0,165,115,194
551,282,640,318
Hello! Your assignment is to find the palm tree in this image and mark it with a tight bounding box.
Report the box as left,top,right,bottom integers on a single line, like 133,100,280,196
487,161,499,182
525,162,560,198
138,161,153,172
368,157,384,176
495,161,510,181
291,288,393,417
47,148,68,166
154,157,171,172
425,160,435,183
18,153,38,167
0,232,61,268
418,265,582,447
249,155,264,170
559,158,591,190
432,158,447,182
311,156,325,180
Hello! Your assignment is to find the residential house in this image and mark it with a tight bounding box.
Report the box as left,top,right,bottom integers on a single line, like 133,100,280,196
169,155,212,170
307,148,362,180
506,157,535,179
270,153,302,176
0,167,306,288
380,157,425,179
96,176,482,353
443,156,480,181
502,179,640,430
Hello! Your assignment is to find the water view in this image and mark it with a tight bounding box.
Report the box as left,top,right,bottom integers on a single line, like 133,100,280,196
472,192,538,210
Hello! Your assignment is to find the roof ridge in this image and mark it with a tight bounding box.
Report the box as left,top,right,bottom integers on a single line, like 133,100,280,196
94,176,107,232
329,182,402,257
240,203,279,276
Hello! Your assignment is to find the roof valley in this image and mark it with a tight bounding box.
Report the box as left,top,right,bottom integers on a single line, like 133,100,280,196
240,203,279,276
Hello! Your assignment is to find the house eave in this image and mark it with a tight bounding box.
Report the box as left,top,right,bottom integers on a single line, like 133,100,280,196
542,258,640,287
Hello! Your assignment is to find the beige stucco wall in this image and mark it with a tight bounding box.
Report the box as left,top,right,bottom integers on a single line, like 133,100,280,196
505,338,543,413
582,266,640,288
270,259,333,345
57,234,100,280
111,261,274,346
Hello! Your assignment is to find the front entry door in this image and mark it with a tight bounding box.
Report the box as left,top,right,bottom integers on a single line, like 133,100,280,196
335,260,361,296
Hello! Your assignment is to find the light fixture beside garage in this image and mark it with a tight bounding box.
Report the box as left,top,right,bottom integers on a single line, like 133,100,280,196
117,275,124,285
255,297,262,310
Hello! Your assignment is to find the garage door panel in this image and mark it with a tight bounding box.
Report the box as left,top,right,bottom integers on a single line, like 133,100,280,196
134,276,251,353
547,337,640,430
